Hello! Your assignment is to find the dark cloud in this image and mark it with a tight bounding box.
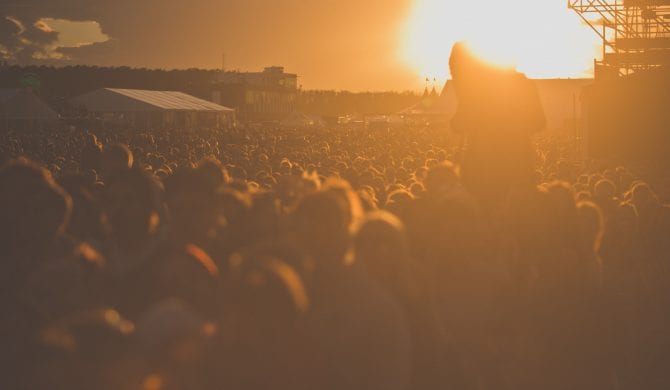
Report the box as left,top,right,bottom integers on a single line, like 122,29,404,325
21,19,59,45
1,1,105,23
0,16,21,53
0,14,59,62
0,0,415,89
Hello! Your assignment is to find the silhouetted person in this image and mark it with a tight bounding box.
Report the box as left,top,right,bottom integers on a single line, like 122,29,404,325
59,174,109,243
0,159,105,389
354,211,467,389
218,253,317,390
295,191,412,390
450,42,545,210
0,160,72,264
80,133,103,173
103,168,161,257
195,157,231,192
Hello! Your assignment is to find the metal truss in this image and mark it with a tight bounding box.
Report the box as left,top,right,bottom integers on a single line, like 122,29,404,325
569,0,670,75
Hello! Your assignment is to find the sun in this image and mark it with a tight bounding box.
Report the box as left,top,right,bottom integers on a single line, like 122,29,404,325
400,0,601,86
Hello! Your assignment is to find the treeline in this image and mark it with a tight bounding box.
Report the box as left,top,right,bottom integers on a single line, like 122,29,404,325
0,65,421,116
296,90,420,117
0,64,219,102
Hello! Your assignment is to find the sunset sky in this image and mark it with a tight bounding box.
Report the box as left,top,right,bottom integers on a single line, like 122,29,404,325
0,0,601,91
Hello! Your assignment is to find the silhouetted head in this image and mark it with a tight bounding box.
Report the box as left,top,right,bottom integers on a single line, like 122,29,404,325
81,134,103,172
229,253,309,338
247,191,282,240
164,168,220,243
630,182,659,210
527,182,583,277
87,133,100,147
294,191,351,264
424,161,459,198
104,168,161,251
0,159,72,259
357,188,379,212
354,211,412,296
196,157,230,191
101,143,133,180
59,173,108,242
593,179,616,202
449,42,494,90
385,188,414,217
323,178,363,230
222,253,312,389
576,201,605,255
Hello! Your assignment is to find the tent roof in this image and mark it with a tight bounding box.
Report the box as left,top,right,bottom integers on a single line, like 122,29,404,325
0,88,59,119
72,88,234,112
399,81,457,116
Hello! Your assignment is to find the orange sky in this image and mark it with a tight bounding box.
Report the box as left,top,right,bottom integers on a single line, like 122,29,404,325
1,1,600,91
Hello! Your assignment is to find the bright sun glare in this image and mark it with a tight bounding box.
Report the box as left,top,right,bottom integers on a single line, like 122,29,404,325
401,0,601,85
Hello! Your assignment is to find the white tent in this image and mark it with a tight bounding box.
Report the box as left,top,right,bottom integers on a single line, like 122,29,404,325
399,81,458,120
71,88,235,129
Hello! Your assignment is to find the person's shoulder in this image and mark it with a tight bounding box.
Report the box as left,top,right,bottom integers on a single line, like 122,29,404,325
507,68,531,82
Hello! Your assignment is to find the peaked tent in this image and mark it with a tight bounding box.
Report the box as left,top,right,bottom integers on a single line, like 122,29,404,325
398,81,457,121
0,88,59,131
71,88,235,129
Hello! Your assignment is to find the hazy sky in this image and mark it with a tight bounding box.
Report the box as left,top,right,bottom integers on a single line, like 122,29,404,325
0,1,600,91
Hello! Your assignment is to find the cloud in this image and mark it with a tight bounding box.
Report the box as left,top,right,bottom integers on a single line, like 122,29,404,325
1,1,106,62
21,19,59,46
0,17,21,53
0,14,61,62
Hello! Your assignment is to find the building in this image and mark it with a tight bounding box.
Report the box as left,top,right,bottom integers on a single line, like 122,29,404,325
0,88,59,131
212,66,298,122
71,88,235,129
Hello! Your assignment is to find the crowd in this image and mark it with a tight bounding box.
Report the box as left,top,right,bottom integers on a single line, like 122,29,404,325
1,119,669,389
0,40,667,390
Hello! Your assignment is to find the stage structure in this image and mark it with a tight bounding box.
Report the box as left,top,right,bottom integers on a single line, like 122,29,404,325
569,0,670,77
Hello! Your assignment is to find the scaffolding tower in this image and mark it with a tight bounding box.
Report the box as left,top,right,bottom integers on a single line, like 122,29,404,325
569,0,670,77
